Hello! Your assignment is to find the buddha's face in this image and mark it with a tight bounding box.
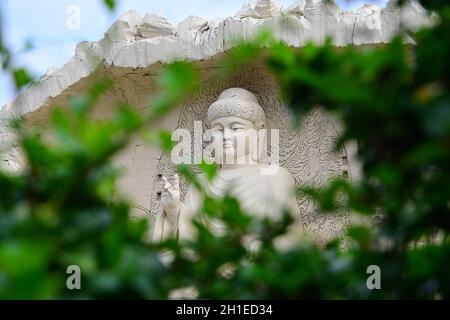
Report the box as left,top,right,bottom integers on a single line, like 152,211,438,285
210,116,260,165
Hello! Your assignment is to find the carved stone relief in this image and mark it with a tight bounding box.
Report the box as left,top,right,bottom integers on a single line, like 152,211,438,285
150,66,351,244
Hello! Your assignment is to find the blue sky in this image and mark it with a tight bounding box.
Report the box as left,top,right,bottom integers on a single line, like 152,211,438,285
0,0,387,107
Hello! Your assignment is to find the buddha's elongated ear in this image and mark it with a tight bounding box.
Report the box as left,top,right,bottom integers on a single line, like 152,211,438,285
259,126,271,164
256,121,266,130
251,127,268,163
251,141,259,163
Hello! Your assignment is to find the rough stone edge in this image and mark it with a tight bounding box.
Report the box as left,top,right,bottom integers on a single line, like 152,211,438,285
1,0,433,119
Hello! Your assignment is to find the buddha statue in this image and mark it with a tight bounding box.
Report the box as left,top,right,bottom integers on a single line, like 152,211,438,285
152,88,302,247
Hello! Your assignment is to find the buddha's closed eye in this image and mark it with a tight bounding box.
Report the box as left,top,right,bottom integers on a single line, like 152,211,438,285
212,127,223,133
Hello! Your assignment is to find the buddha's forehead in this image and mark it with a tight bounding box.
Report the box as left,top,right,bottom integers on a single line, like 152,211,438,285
210,116,255,128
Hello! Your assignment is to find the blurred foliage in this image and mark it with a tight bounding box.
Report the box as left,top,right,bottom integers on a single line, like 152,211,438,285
103,0,117,12
0,1,450,299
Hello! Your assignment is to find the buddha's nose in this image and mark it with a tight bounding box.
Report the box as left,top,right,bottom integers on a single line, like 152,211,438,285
223,128,233,140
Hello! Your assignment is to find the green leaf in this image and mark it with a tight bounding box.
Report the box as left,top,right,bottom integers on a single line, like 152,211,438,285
12,68,33,89
347,226,372,248
68,95,91,116
103,0,116,12
199,161,218,182
158,130,174,153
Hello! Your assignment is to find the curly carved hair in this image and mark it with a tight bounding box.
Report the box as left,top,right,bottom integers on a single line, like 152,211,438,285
206,88,266,128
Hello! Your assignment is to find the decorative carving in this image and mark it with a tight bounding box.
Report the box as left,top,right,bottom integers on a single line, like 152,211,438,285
150,66,351,245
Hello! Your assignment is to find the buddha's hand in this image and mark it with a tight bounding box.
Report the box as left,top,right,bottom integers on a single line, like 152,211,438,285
161,174,181,225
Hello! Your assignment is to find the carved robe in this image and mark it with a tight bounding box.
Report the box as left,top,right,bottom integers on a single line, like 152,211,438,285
153,164,301,246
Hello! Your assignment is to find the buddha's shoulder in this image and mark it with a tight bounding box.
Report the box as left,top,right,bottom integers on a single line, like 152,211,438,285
256,165,295,184
195,165,295,184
